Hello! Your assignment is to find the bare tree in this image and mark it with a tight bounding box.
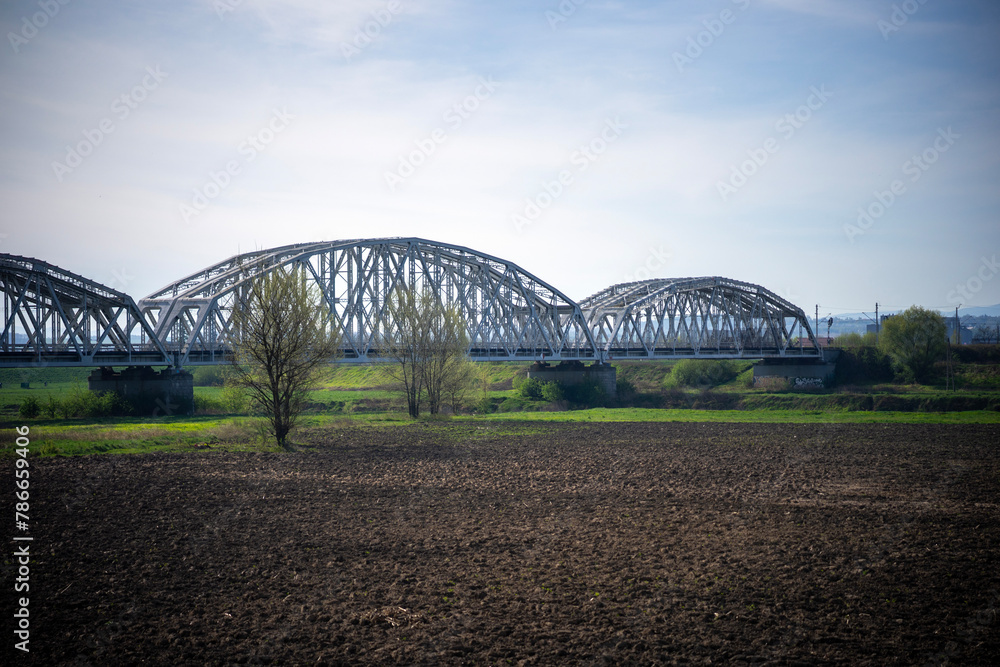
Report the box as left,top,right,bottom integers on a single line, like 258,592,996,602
378,287,470,418
972,324,998,344
228,264,340,448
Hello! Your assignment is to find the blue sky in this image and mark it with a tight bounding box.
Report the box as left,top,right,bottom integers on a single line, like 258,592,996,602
2,0,998,318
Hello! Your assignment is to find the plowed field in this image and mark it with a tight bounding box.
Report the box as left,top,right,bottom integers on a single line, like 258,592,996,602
6,422,999,665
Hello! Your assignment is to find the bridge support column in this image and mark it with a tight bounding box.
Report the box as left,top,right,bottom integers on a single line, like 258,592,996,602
752,350,839,388
527,361,617,400
88,366,194,416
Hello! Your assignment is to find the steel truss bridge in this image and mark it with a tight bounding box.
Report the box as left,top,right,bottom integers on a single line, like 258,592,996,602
1,239,821,368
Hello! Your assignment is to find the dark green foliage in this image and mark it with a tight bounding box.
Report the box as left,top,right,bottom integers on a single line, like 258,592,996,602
18,396,40,418
563,380,605,407
616,377,637,401
951,344,1000,364
35,389,135,419
664,359,741,388
516,377,545,399
540,381,564,402
834,347,894,384
517,376,599,406
476,396,497,414
880,306,947,382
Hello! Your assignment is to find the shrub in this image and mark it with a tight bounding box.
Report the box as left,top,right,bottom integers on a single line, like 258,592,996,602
834,347,894,384
18,396,40,418
832,331,879,349
616,378,637,401
43,394,59,418
664,359,741,388
564,380,605,407
55,388,132,418
516,377,544,399
540,381,565,402
475,396,497,414
220,383,250,413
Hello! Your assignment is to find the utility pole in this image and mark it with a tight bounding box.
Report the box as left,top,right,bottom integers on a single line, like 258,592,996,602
948,304,960,391
954,306,961,346
875,302,879,346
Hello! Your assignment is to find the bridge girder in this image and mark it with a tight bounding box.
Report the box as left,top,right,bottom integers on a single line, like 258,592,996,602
0,254,171,367
138,238,599,366
580,277,822,359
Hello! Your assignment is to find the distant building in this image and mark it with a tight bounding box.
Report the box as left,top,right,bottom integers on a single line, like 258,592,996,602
945,322,974,345
866,314,895,336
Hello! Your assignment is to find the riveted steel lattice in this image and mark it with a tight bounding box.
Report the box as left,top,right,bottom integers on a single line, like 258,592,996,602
580,277,822,359
0,254,170,367
138,238,599,366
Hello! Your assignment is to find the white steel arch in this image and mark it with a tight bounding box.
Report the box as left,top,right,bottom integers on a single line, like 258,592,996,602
580,277,822,359
0,254,170,367
138,238,599,366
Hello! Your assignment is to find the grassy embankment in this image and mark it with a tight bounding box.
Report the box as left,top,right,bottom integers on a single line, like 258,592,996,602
2,357,998,457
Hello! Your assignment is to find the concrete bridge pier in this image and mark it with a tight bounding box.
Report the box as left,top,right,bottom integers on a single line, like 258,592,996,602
752,350,840,388
527,360,617,400
88,366,194,416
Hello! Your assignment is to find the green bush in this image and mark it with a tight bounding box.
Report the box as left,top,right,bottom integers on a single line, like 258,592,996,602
516,377,544,399
616,378,637,400
563,380,605,407
832,331,879,349
540,381,564,402
18,396,40,418
220,383,250,413
834,347,894,384
475,396,497,414
43,394,59,419
55,389,132,418
664,359,741,388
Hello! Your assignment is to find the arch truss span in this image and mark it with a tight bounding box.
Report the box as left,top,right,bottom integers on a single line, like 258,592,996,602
138,238,599,366
0,254,171,368
580,277,822,359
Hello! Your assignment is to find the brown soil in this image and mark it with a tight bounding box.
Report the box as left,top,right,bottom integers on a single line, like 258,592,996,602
6,422,999,665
